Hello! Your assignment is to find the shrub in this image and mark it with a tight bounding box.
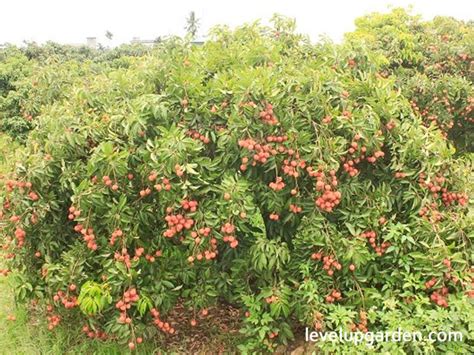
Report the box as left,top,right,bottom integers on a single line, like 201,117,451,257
0,43,152,141
347,8,474,152
1,14,473,353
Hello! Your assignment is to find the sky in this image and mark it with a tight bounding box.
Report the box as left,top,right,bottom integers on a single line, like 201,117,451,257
0,0,472,46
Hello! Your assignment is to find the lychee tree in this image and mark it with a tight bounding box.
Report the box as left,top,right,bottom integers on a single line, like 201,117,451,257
0,14,473,354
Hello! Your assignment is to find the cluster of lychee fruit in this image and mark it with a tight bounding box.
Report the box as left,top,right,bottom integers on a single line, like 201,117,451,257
312,311,324,331
152,176,172,192
340,133,386,176
114,248,132,269
109,228,124,246
221,222,238,248
116,288,139,324
186,129,210,144
181,199,198,212
14,227,26,247
144,249,162,263
0,268,11,276
53,287,78,309
311,169,341,212
441,191,468,207
349,310,368,333
67,206,81,220
164,213,194,238
266,135,288,143
82,325,108,340
360,230,390,256
394,171,406,179
269,177,285,191
269,213,280,221
73,224,98,250
47,314,61,330
102,175,119,191
139,187,152,197
188,227,219,262
419,173,469,207
259,103,279,125
429,286,449,308
238,135,301,173
289,204,302,213
174,164,184,177
325,289,342,303
3,179,39,203
9,214,20,223
385,120,397,130
151,308,175,334
238,138,275,166
282,156,306,178
418,202,442,222
311,251,341,276
419,173,444,194
265,294,279,304
4,179,32,193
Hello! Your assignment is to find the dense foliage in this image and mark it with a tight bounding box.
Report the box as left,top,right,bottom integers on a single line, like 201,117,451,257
0,42,152,140
0,9,473,353
346,8,474,152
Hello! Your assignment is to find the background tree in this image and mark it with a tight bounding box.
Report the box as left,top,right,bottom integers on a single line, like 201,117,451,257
105,31,113,41
185,11,200,39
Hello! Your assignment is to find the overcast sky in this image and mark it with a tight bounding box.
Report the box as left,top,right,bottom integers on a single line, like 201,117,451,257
1,0,472,46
